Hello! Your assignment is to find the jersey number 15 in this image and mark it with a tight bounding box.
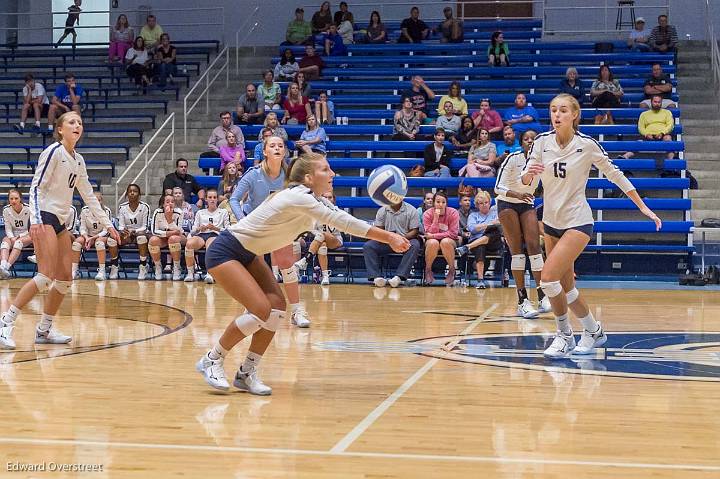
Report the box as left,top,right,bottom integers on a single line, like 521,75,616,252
553,162,567,179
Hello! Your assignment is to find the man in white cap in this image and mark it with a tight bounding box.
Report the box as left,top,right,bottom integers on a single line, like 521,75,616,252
628,17,650,51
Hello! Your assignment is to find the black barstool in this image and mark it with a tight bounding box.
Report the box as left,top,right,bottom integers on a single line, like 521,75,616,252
616,0,636,30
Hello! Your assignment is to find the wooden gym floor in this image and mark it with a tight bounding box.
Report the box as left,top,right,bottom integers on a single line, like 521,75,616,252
0,279,718,478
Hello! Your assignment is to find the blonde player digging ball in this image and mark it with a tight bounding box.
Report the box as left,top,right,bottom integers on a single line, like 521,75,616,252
521,94,661,358
197,151,410,395
0,112,120,349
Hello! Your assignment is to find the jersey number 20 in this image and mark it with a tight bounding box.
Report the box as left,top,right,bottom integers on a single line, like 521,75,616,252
553,162,567,178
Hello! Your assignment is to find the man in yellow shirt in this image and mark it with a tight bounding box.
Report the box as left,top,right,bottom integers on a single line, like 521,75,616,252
140,14,164,52
638,94,675,159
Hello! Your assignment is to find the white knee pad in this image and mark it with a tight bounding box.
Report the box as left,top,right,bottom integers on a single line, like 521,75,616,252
106,237,118,248
281,266,298,284
95,241,106,251
184,247,194,257
0,241,9,251
168,242,181,253
12,239,24,251
262,309,285,332
529,254,544,272
72,241,83,252
32,273,52,292
51,279,72,295
136,234,148,245
313,231,325,243
234,312,264,336
566,287,579,304
511,254,526,271
540,280,563,298
292,241,301,256
318,245,328,255
148,244,161,254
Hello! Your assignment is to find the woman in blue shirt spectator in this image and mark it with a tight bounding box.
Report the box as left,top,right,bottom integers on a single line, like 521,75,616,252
296,115,328,154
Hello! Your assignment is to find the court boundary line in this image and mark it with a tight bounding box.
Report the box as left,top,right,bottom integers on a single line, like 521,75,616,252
329,303,499,454
0,437,718,472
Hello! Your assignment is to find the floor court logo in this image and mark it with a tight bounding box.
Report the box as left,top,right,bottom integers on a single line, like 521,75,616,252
410,331,720,381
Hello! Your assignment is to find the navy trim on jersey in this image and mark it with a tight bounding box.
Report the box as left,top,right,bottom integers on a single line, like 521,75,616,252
495,150,526,193
576,131,610,157
32,143,62,223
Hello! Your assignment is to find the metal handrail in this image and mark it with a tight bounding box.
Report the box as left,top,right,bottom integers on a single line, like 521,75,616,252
235,5,261,77
182,46,229,143
115,113,175,207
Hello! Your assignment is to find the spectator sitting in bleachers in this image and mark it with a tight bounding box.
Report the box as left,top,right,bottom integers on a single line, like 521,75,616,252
323,24,347,56
436,81,468,117
640,63,676,109
173,186,197,233
236,83,264,125
298,44,325,80
258,70,282,111
496,125,521,162
275,49,300,81
436,102,461,138
47,73,83,131
393,97,421,141
254,127,273,164
259,112,289,142
334,2,354,26
311,1,333,36
284,8,313,46
154,33,177,87
461,128,497,178
15,73,48,134
422,191,459,285
219,131,246,172
162,158,205,208
457,193,473,246
140,14,164,53
218,161,241,206
55,0,81,49
559,67,585,105
202,111,245,158
125,36,152,89
363,197,421,288
315,91,335,124
435,6,463,43
362,11,387,44
471,98,503,140
417,192,434,234
0,189,32,278
590,65,623,124
649,14,678,53
451,117,477,153
399,6,429,43
404,75,436,123
109,14,134,63
296,115,328,153
295,71,312,98
281,82,312,124
638,94,676,160
338,13,355,45
423,128,452,177
503,93,541,135
488,31,510,67
457,190,501,289
627,17,650,52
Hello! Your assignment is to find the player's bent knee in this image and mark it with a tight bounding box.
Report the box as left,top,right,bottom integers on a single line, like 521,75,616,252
511,254,526,271
12,239,24,251
540,280,563,298
51,279,72,295
529,253,544,272
148,244,161,255
106,237,117,248
136,235,148,245
71,241,82,252
32,273,53,292
95,241,106,251
168,242,181,253
281,266,298,284
262,309,285,332
234,312,264,336
566,287,579,304
0,241,9,251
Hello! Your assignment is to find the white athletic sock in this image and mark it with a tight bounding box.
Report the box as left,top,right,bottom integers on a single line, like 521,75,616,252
555,314,572,335
173,260,181,270
290,302,302,313
241,351,262,372
322,270,330,277
71,263,78,274
47,124,53,131
34,121,40,127
98,263,105,269
19,122,25,128
207,343,228,361
3,305,20,325
578,313,599,333
272,265,280,277
37,313,54,332
1,260,10,270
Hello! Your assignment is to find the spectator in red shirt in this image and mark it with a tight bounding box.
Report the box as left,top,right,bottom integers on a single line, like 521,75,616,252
281,82,311,124
298,44,325,80
471,98,504,140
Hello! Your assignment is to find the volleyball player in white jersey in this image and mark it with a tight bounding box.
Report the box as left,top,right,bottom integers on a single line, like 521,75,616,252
184,188,229,283
0,190,32,278
229,136,312,328
295,190,343,285
116,183,151,280
521,94,661,358
72,192,114,281
197,152,410,394
0,112,120,350
494,130,551,319
148,195,185,280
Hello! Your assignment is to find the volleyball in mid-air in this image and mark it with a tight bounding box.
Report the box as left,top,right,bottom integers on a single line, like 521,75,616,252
367,165,408,207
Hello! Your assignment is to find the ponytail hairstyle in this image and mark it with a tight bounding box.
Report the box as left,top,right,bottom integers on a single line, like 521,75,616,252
285,151,326,188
